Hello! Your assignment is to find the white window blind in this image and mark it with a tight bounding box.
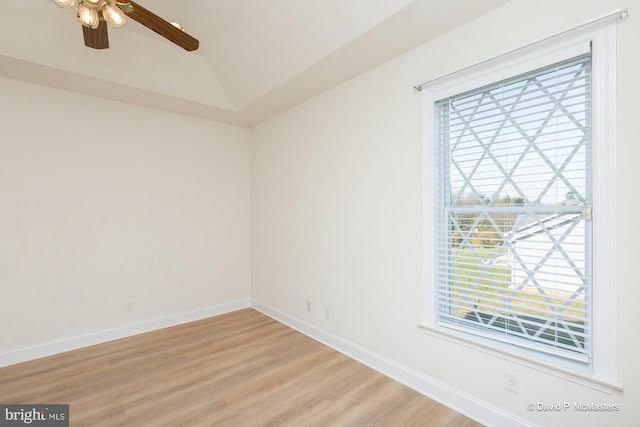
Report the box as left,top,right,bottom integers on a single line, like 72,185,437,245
434,53,592,362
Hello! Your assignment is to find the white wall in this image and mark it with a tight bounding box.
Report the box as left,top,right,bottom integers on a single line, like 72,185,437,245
0,78,251,356
251,0,640,425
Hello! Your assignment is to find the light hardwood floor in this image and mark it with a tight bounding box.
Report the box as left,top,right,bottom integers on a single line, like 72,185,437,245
0,309,483,426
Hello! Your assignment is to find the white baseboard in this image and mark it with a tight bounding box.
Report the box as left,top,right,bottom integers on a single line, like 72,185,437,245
2,298,531,426
251,299,533,427
0,298,251,368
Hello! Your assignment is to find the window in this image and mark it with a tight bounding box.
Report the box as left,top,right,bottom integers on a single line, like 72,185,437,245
421,19,618,386
435,54,592,361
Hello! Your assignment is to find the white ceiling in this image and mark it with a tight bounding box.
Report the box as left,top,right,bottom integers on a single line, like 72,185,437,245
0,0,509,126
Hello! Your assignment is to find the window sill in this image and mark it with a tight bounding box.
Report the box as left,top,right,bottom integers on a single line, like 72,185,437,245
418,322,623,394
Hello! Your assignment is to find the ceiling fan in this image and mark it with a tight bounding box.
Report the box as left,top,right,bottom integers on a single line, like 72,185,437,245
51,0,199,51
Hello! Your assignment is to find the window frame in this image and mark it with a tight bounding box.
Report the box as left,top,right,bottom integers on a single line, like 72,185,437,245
420,19,619,391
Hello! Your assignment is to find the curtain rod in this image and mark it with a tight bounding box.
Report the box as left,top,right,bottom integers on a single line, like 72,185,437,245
413,7,628,91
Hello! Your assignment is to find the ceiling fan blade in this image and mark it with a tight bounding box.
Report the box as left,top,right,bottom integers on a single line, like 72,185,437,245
82,20,110,49
125,1,199,51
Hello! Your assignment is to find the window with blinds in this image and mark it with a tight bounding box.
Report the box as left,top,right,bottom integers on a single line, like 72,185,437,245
433,54,592,361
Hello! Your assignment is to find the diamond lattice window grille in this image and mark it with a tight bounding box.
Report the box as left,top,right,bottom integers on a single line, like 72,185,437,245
434,54,592,360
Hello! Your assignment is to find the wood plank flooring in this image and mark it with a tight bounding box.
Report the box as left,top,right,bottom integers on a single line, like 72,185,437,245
0,309,482,426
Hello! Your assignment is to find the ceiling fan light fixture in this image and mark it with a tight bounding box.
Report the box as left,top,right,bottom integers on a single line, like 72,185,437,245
102,2,127,28
52,0,77,8
77,2,100,29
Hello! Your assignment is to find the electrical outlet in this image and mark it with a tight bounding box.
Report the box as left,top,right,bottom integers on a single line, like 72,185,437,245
324,308,332,320
306,301,311,311
127,302,134,312
505,371,519,394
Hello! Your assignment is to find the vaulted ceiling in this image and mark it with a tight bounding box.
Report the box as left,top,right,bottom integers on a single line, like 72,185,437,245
0,0,509,126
